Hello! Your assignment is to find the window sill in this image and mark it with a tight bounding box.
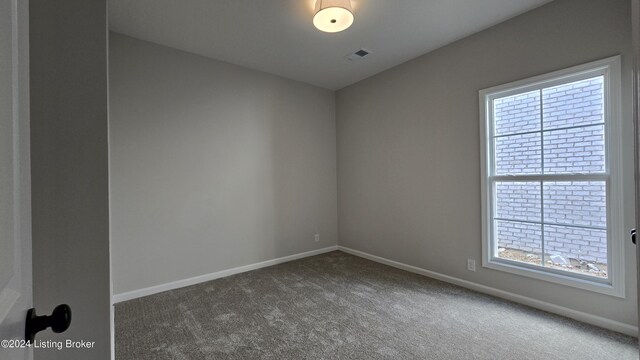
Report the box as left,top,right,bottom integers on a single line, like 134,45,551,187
483,257,624,298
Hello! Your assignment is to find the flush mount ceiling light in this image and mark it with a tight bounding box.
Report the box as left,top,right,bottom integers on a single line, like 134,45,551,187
313,0,354,33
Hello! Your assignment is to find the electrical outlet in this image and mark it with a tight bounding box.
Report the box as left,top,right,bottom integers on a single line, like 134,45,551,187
467,259,476,272
314,234,320,242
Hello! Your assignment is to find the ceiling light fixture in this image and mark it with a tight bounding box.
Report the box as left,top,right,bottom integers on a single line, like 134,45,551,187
313,0,354,33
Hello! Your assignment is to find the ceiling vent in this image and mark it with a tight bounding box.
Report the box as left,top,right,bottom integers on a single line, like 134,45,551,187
345,48,371,62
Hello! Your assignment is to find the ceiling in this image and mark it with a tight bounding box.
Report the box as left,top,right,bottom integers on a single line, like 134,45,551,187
109,0,553,90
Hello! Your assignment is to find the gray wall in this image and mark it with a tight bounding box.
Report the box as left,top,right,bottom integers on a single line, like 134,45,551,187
30,0,111,359
336,0,637,327
109,33,338,295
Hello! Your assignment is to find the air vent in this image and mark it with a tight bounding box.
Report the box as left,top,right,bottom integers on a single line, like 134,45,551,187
345,48,371,62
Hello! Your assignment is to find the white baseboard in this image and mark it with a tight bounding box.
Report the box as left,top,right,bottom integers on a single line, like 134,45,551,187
338,246,638,337
112,245,339,303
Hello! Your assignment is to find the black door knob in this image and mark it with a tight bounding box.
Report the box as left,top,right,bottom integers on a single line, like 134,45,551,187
25,304,72,342
631,228,636,245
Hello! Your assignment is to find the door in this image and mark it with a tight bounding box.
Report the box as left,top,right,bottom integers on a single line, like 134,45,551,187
0,0,31,359
633,0,640,353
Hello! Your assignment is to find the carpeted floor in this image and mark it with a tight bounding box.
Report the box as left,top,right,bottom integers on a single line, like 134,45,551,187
115,251,638,359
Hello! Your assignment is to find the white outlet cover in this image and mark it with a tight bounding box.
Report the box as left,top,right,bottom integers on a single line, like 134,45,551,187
467,259,476,271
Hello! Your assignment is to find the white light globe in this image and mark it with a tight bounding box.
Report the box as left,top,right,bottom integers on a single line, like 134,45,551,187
313,0,354,33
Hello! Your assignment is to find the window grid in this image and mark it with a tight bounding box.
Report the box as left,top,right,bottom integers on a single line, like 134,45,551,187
493,122,605,139
489,76,609,276
492,217,606,231
539,88,545,269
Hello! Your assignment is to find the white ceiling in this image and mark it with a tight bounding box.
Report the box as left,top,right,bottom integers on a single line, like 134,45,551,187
109,0,553,90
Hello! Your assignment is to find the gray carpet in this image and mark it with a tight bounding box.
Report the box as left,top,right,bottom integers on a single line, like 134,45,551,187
115,251,638,359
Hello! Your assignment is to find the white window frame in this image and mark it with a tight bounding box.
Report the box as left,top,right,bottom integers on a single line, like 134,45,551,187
479,56,624,297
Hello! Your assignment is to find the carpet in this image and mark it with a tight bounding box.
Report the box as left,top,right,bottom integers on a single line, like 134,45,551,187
115,251,637,359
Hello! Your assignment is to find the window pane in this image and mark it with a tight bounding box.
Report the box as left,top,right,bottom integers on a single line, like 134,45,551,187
495,220,542,266
543,125,605,174
543,181,606,228
544,225,607,277
495,133,541,175
496,182,540,222
494,90,540,136
542,76,604,130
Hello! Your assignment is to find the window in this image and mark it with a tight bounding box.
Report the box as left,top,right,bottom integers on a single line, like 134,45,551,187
479,56,623,297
